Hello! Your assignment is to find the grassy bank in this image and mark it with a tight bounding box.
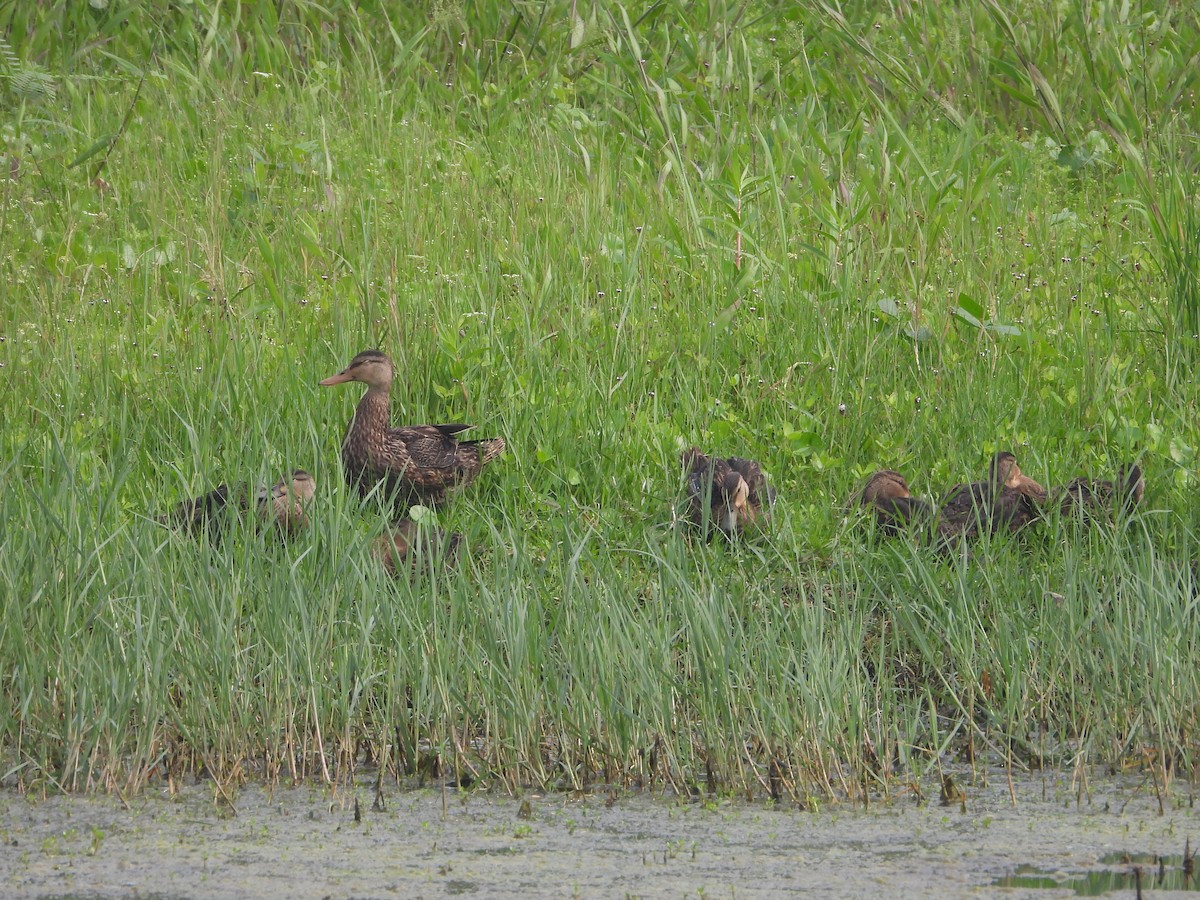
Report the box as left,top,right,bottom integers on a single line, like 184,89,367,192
1,1,1198,800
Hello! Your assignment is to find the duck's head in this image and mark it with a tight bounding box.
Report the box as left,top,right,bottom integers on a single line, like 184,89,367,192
274,469,317,504
988,452,1019,488
991,452,1047,502
268,470,316,533
727,472,751,513
860,470,911,503
319,350,394,389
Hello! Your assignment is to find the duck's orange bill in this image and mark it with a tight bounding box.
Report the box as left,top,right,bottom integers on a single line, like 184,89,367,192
319,370,353,386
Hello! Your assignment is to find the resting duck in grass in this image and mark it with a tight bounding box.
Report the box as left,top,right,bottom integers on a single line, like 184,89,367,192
319,350,505,510
1055,463,1144,519
162,469,316,537
681,447,775,537
936,451,1047,542
855,469,934,536
373,519,464,576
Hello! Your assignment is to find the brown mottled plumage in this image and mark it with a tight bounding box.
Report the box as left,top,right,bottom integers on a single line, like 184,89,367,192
161,469,316,537
1056,463,1144,519
320,350,505,509
373,519,464,575
936,452,1046,543
855,469,934,536
681,447,775,537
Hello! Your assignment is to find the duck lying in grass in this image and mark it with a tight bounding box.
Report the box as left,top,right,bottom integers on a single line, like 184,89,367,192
854,455,1045,546
936,451,1046,543
319,350,505,511
373,519,463,575
1055,463,1145,520
681,447,775,537
161,470,316,537
855,470,934,536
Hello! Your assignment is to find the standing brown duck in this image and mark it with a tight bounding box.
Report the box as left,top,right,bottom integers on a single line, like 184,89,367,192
681,447,775,537
319,350,505,509
1056,463,1144,519
936,451,1046,543
855,469,934,536
161,469,316,538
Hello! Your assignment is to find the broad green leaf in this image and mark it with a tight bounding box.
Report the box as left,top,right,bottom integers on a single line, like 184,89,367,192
953,307,983,329
985,323,1022,337
957,293,985,321
69,135,115,169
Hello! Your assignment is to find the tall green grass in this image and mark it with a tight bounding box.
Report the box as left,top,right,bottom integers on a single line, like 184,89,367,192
1,2,1198,800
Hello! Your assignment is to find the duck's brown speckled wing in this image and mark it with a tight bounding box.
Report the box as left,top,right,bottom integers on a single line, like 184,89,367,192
936,480,990,541
938,481,986,520
991,486,1043,533
392,424,473,470
1058,476,1107,514
726,456,763,486
378,424,504,506
872,494,935,535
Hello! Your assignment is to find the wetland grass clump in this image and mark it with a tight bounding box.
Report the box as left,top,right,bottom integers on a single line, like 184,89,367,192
1,2,1199,801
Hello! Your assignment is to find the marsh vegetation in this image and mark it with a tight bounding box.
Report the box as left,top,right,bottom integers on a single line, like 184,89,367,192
1,2,1199,802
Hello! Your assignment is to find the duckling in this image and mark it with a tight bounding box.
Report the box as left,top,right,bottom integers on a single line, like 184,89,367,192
373,519,463,575
162,469,316,537
681,447,775,537
855,469,935,536
1056,463,1144,519
319,350,505,510
936,452,1046,542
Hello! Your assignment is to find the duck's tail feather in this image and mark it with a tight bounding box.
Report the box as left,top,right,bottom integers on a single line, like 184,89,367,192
1120,463,1145,508
477,437,506,464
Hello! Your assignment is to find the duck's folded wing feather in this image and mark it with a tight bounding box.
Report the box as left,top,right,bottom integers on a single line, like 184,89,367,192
431,423,474,437
939,481,986,515
392,425,468,468
726,457,762,484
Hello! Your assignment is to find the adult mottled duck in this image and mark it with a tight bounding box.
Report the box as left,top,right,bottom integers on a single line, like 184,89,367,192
936,451,1046,543
681,447,775,537
373,519,464,576
162,469,316,537
319,350,505,509
1056,463,1144,519
855,469,934,536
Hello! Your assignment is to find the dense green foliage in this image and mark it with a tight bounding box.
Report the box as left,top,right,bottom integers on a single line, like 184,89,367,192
1,1,1198,799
